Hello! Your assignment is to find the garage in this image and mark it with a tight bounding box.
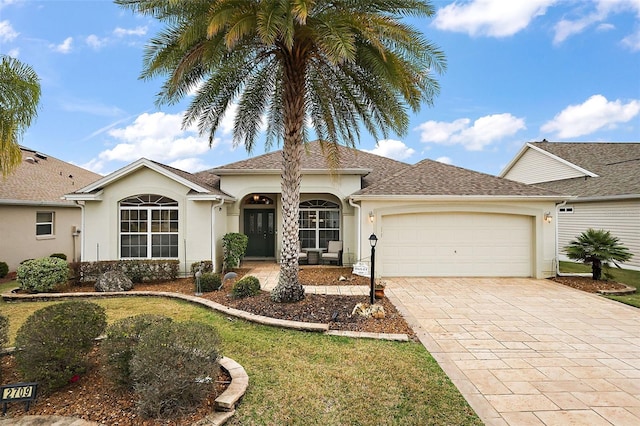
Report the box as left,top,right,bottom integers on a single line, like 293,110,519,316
381,212,533,277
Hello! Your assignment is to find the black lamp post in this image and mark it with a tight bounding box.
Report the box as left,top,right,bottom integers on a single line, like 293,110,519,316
368,233,378,304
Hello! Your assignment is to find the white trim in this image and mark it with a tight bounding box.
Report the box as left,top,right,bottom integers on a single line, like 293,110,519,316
350,194,572,202
63,190,104,201
213,168,372,176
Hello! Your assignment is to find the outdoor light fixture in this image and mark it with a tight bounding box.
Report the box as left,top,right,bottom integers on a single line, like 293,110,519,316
368,211,375,223
544,212,553,223
369,233,378,304
253,194,259,202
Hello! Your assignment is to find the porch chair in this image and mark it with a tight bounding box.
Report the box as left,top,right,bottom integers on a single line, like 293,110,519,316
298,241,308,264
321,241,343,266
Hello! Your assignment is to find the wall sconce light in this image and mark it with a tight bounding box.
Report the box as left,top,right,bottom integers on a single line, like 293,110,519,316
253,194,259,202
368,211,375,223
544,212,552,223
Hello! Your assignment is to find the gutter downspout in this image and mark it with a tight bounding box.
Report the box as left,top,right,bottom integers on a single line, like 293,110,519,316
348,198,361,262
211,199,225,273
74,201,85,262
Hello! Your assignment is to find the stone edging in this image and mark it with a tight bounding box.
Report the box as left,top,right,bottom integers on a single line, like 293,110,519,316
1,290,410,341
597,284,637,296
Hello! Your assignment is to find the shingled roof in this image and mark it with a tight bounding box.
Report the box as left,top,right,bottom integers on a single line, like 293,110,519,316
527,142,640,198
199,141,410,188
0,147,101,205
353,158,563,198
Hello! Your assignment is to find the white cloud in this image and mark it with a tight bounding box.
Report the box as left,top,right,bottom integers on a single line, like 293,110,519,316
50,36,73,53
553,0,640,44
86,34,108,50
541,95,640,138
436,156,452,165
7,47,19,57
168,158,212,173
622,28,640,51
113,26,147,37
415,113,526,151
363,139,416,161
60,98,125,117
433,0,557,37
98,112,216,164
0,20,18,42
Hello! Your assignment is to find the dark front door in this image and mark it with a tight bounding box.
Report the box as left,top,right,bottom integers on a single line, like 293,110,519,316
244,209,275,257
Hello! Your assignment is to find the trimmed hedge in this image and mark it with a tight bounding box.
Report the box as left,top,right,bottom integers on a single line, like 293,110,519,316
131,321,221,418
102,314,173,389
198,273,222,292
14,301,107,393
190,261,213,276
69,260,179,284
0,261,8,278
231,275,261,298
17,257,69,293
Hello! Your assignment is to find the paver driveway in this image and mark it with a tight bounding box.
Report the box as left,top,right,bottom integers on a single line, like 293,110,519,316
386,277,640,426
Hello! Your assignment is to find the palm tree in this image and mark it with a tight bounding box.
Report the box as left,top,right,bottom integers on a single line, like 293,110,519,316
116,0,446,302
564,229,633,280
0,55,41,177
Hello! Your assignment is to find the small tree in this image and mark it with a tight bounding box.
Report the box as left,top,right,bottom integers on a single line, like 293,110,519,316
564,229,633,280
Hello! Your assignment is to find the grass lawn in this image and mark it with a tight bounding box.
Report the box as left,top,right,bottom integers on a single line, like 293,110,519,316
0,282,481,425
559,261,640,308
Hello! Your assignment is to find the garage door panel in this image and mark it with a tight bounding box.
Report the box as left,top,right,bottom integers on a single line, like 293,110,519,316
381,213,532,277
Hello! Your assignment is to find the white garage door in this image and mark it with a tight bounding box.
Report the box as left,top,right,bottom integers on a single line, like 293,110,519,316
381,212,533,277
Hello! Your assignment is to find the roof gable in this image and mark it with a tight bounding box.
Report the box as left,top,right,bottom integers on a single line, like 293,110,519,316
353,157,564,198
0,147,101,205
68,158,232,200
508,142,640,198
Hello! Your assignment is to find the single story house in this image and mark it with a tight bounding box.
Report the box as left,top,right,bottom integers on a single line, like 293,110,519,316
66,141,567,278
0,147,101,272
500,141,640,271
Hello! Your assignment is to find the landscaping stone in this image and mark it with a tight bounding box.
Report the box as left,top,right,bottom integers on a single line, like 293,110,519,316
94,271,133,292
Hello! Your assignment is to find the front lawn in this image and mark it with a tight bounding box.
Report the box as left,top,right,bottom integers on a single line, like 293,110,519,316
559,261,640,308
0,292,481,425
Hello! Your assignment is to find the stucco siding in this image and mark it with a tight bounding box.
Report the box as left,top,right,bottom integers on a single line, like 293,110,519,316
0,205,81,272
558,199,640,270
80,168,218,275
504,148,586,184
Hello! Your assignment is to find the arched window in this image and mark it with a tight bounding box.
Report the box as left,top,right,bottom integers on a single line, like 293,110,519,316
299,200,340,249
119,194,178,258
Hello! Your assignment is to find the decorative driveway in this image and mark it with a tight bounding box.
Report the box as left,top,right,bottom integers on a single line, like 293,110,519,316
386,277,640,426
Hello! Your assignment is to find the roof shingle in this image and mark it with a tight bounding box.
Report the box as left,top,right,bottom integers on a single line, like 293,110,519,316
0,147,101,204
529,142,640,198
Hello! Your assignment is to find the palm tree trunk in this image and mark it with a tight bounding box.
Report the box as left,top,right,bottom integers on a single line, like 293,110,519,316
592,258,602,281
270,47,306,303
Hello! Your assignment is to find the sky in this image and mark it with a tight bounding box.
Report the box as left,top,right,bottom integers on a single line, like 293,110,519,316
1,0,639,177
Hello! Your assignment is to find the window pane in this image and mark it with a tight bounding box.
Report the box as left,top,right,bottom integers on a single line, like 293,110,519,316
319,230,340,249
36,224,52,236
36,212,52,223
299,230,315,249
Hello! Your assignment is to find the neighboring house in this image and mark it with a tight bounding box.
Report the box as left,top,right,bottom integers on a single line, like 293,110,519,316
500,141,640,271
66,141,566,278
0,147,102,272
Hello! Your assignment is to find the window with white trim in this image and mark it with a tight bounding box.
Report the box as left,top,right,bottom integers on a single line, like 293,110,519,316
119,194,179,258
36,211,54,236
299,200,340,249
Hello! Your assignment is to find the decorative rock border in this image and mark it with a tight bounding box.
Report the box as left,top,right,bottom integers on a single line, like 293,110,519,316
597,284,637,296
1,290,409,341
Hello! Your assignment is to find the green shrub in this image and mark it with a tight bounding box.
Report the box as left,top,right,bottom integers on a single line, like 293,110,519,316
190,261,213,276
222,233,248,271
131,321,221,419
50,253,67,260
14,301,107,393
232,275,261,298
0,261,8,278
102,314,173,389
198,272,222,292
17,257,69,293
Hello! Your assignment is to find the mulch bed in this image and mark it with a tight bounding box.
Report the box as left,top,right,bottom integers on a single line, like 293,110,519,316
549,275,633,293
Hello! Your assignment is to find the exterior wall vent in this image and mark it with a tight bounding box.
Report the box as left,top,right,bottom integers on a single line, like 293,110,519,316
25,157,36,164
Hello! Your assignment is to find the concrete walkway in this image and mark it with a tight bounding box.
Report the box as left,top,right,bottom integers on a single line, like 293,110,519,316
386,277,640,426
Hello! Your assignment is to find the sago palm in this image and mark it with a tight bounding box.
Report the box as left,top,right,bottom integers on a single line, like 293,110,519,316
116,0,446,302
564,228,633,280
0,55,41,177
